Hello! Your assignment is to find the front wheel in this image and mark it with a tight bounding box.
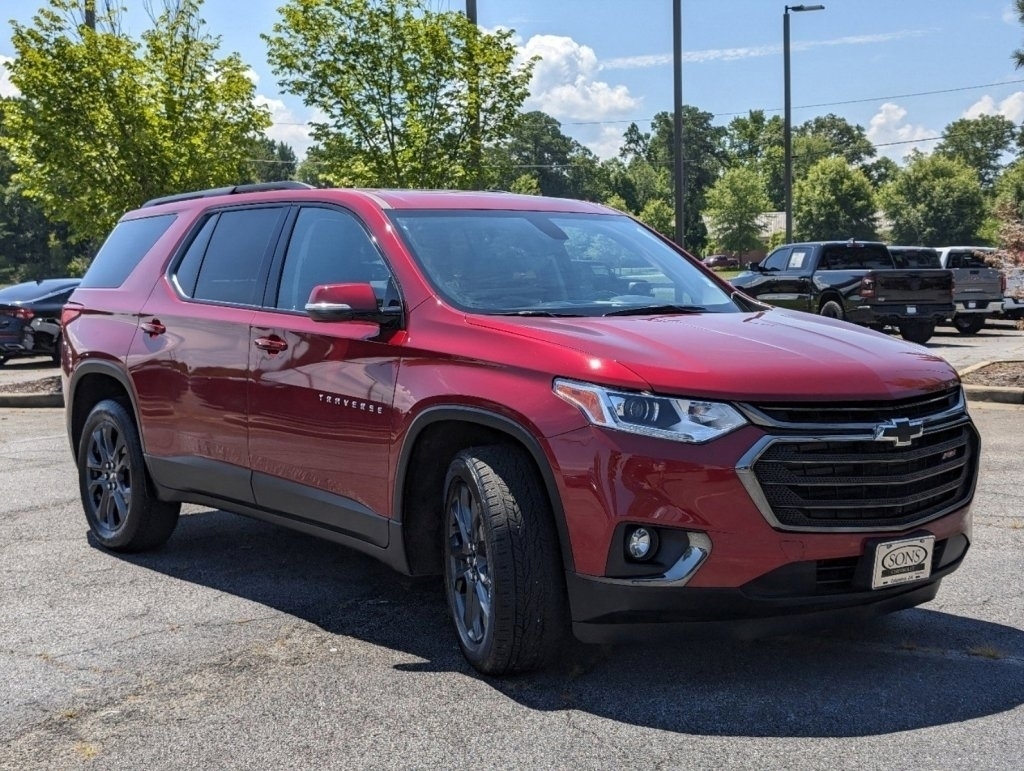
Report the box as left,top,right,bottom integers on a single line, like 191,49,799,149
443,445,566,675
898,320,936,345
953,315,985,335
77,399,180,552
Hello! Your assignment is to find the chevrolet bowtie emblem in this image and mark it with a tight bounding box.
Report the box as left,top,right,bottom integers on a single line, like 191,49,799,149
873,418,924,447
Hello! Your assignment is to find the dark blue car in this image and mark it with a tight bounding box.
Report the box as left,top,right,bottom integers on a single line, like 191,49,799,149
0,278,80,365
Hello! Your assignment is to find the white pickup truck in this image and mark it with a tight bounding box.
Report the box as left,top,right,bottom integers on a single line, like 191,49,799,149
934,246,1005,334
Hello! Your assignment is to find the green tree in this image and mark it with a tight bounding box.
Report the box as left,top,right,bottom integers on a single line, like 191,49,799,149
935,114,1017,189
794,113,875,167
704,167,770,255
724,110,784,208
793,157,877,241
3,0,270,244
247,138,298,183
646,107,727,251
1013,0,1024,67
878,153,985,245
638,198,675,239
494,111,607,200
264,0,533,189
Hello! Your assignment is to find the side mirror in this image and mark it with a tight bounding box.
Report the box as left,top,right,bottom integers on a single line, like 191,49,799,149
305,283,388,323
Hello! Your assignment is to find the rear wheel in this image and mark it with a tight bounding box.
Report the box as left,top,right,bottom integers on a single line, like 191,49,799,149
898,320,936,345
442,445,566,675
77,399,180,552
819,300,845,320
953,315,985,335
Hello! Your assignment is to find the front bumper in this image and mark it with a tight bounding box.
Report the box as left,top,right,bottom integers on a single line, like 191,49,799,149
568,533,969,642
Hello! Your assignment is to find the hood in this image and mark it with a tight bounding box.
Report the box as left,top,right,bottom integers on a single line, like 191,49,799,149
467,309,958,402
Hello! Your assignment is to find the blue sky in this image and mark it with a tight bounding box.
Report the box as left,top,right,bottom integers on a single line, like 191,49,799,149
3,0,1024,163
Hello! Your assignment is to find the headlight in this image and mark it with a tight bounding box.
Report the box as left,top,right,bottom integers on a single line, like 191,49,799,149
553,378,747,443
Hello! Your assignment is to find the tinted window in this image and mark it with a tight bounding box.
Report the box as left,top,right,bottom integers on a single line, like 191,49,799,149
891,248,940,268
275,207,390,311
173,216,217,297
178,208,285,305
947,249,991,269
79,214,176,288
819,245,893,270
762,248,791,272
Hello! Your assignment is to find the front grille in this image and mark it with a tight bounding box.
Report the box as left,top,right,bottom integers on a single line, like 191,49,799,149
749,387,961,426
751,423,975,530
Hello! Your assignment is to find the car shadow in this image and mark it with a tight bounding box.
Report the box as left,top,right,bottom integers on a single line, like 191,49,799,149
104,507,1024,739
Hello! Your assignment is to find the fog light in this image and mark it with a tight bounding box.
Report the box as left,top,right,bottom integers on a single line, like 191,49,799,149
626,527,657,561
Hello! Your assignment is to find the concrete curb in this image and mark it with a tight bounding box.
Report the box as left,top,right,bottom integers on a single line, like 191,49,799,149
0,391,63,408
959,360,1024,405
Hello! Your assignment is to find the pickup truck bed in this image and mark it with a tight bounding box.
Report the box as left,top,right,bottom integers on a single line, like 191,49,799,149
732,241,954,344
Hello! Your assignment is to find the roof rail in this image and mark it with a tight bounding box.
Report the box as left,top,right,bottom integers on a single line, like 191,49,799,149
141,181,314,208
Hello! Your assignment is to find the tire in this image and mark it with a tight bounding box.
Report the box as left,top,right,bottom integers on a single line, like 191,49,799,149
77,399,180,552
953,315,985,335
442,445,567,675
819,300,844,320
50,333,62,365
898,320,936,345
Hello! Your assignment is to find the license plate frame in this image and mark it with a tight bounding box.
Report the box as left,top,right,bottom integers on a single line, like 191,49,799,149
870,535,934,589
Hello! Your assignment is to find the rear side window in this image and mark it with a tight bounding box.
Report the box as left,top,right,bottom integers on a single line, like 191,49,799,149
947,250,990,269
820,245,893,270
79,214,177,288
173,207,286,305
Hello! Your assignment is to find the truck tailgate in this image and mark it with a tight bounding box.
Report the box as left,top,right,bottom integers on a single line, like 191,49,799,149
873,270,953,304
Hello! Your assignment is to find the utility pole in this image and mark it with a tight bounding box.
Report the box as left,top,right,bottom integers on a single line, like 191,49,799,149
85,0,96,30
466,0,481,188
672,0,685,249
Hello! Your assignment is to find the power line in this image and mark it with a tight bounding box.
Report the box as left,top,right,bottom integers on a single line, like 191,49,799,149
266,77,1024,131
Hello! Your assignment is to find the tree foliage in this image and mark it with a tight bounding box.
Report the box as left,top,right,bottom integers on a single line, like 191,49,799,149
878,153,985,245
264,0,533,189
2,0,270,244
247,138,299,183
793,157,877,241
704,166,769,254
935,114,1017,189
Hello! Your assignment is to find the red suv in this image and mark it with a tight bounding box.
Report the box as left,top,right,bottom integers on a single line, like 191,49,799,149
62,182,978,674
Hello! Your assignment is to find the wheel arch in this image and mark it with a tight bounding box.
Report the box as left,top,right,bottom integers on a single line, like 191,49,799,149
394,406,574,577
67,361,140,458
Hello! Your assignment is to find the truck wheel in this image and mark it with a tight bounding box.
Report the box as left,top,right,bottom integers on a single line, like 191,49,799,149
442,445,566,675
78,399,180,552
819,300,845,320
953,315,985,335
898,321,936,345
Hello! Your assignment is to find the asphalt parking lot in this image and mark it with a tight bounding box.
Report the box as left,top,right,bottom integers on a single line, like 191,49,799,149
0,322,1022,770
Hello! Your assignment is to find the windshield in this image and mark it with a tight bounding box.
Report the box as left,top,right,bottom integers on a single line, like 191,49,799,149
387,210,740,316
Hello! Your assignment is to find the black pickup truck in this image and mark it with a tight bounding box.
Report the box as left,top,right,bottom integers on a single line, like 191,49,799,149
730,241,954,344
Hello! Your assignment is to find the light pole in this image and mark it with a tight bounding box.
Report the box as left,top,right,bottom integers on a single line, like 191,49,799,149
673,0,684,249
783,4,823,243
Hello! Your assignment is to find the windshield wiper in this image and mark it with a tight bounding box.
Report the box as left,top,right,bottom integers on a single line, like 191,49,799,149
603,304,706,317
495,310,584,317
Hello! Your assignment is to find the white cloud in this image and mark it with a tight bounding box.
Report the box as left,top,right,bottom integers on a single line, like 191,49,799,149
963,91,1024,123
1,55,20,98
517,34,641,159
867,102,940,162
520,34,641,124
254,95,314,158
601,30,927,70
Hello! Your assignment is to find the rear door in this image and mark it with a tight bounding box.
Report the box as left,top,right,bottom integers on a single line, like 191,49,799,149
133,205,288,503
745,246,814,310
246,205,402,544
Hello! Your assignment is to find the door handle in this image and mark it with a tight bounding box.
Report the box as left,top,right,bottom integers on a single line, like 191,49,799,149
254,336,288,353
140,319,166,337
